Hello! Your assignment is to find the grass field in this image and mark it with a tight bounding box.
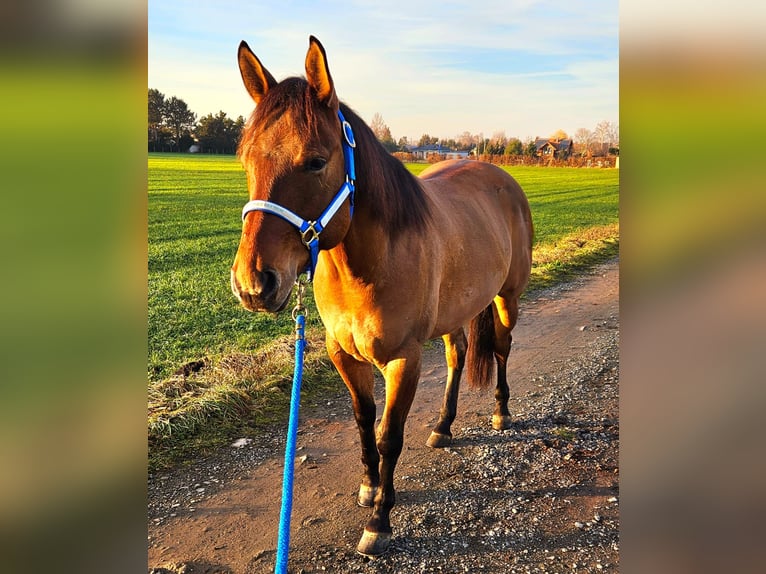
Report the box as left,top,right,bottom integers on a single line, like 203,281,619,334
148,153,618,467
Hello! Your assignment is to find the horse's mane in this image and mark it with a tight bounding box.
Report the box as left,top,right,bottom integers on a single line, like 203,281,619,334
339,102,431,235
238,77,431,235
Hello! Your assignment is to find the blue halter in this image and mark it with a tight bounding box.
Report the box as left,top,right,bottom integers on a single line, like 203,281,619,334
241,110,356,281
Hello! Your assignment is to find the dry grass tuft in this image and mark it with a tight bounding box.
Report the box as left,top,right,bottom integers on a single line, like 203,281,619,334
148,330,334,464
528,223,619,292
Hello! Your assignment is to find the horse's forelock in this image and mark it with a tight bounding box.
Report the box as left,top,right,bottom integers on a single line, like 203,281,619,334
238,77,321,160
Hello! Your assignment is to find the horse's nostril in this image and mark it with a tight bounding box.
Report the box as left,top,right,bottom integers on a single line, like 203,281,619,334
260,268,278,299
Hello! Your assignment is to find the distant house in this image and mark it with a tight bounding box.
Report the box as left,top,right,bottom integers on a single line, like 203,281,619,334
407,144,471,160
534,138,573,159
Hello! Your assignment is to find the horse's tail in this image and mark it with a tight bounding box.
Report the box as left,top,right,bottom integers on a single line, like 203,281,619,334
465,304,496,390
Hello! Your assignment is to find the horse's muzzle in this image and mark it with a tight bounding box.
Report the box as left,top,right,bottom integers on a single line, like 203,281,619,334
230,267,289,313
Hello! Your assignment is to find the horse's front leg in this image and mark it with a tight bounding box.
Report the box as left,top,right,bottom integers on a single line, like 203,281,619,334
357,344,422,556
326,337,379,507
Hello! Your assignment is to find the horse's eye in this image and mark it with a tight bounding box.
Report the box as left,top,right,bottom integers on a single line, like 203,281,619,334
305,157,327,172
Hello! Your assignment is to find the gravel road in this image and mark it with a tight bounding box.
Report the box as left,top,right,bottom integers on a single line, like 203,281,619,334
149,259,619,573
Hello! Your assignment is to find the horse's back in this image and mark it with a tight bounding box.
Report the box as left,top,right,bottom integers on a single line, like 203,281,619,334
419,159,532,262
420,159,530,224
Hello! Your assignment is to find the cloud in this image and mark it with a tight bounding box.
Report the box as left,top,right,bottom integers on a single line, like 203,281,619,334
148,0,618,139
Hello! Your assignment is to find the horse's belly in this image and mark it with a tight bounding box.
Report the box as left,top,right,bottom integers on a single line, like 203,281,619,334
430,267,507,337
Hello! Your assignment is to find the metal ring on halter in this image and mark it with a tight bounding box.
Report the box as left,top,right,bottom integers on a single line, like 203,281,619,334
292,306,306,330
342,120,356,148
300,223,320,248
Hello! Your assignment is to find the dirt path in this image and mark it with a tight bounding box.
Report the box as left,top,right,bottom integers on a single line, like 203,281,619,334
149,259,619,573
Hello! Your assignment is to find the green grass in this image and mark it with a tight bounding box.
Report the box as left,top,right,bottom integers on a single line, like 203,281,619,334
503,165,620,289
148,154,618,469
148,154,326,381
506,166,618,247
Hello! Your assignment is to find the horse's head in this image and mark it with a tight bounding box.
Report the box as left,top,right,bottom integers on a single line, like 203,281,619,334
231,36,353,313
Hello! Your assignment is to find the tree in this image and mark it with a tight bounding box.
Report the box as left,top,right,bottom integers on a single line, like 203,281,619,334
550,129,569,141
477,137,491,156
504,138,523,156
197,111,225,153
457,131,475,150
370,113,387,140
196,111,245,154
486,131,507,155
574,127,595,157
369,113,397,152
608,123,619,152
594,121,617,156
418,133,439,147
164,96,197,152
148,89,171,151
148,89,165,128
232,116,246,148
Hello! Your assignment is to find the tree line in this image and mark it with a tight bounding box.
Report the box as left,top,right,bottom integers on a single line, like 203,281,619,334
390,125,617,156
148,89,618,160
370,113,618,161
149,89,245,154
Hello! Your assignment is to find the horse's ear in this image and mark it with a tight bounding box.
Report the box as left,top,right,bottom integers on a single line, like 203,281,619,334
238,40,277,104
305,36,338,110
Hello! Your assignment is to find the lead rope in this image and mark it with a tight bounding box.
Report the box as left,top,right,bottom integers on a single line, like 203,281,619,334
275,278,308,574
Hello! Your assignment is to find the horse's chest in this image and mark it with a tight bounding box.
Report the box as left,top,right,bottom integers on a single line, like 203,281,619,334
322,312,385,365
315,291,410,366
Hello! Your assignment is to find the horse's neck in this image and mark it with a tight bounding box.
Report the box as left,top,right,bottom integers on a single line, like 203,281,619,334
325,212,390,283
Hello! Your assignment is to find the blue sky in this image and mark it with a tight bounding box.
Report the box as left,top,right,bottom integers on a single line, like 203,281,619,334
148,0,618,143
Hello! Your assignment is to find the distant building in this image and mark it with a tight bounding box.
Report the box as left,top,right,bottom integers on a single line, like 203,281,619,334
407,144,471,160
534,138,573,159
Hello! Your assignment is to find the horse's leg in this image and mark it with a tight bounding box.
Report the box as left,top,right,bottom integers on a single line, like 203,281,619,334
491,295,519,431
426,328,467,448
357,344,422,557
326,337,379,507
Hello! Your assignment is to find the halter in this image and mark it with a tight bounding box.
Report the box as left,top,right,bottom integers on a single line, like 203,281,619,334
241,109,356,281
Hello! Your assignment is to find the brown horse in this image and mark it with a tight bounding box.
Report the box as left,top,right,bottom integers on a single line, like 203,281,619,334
231,36,533,557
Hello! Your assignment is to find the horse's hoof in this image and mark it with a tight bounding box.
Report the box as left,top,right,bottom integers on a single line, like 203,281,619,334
357,484,377,507
356,529,391,557
426,431,452,448
492,414,513,430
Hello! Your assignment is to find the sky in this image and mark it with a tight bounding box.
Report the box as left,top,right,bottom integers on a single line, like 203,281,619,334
148,0,618,144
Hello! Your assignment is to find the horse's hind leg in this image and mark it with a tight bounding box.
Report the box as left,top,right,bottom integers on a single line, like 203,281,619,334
427,328,467,448
326,337,379,507
491,295,519,430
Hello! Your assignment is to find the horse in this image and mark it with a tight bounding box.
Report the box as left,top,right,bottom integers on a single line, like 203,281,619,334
230,36,533,557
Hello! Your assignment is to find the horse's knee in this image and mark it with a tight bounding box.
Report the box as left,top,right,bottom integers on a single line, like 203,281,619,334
376,429,404,459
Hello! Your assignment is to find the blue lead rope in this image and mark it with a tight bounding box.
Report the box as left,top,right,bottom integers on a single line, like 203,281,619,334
275,285,307,574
